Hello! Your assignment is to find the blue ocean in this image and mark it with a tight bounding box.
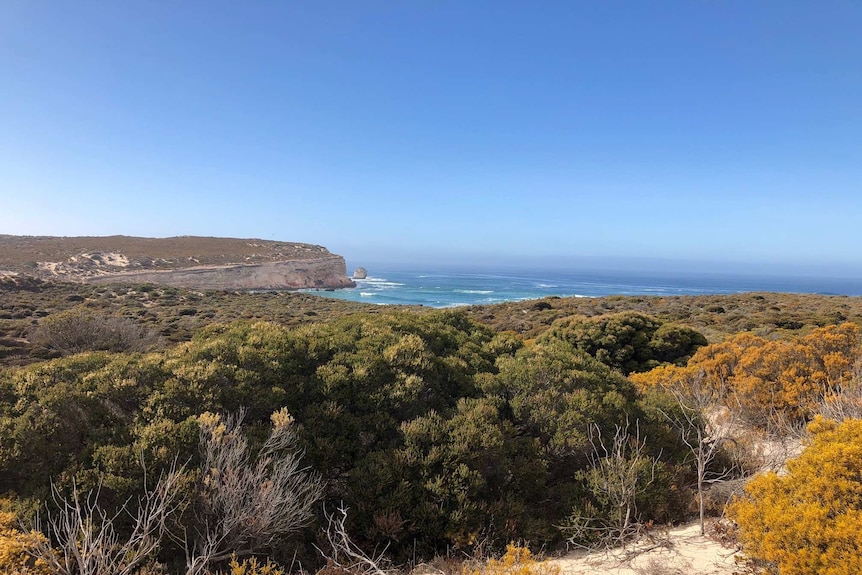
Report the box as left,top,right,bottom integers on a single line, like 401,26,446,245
309,267,862,308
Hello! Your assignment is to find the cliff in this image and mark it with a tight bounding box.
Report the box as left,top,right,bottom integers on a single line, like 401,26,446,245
86,256,356,290
0,235,356,291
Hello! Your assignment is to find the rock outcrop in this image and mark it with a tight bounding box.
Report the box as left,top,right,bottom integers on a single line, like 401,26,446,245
353,267,368,279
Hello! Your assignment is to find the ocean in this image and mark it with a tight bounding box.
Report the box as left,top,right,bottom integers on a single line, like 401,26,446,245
307,267,862,308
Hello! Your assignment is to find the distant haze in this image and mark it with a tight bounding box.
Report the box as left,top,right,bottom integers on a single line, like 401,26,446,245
347,254,862,281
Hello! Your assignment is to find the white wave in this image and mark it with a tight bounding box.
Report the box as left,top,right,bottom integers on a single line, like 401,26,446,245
356,277,405,288
454,289,494,294
536,283,558,288
359,292,376,297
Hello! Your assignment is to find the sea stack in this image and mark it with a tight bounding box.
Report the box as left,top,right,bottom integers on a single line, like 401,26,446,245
353,267,368,279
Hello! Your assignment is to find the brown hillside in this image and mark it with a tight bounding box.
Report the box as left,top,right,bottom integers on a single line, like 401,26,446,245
0,235,332,271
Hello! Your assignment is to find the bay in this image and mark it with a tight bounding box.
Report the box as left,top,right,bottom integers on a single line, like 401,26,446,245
307,267,862,308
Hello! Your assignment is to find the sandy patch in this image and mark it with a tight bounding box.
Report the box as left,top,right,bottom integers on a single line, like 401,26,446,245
94,251,130,267
73,252,131,267
548,522,742,575
37,261,63,275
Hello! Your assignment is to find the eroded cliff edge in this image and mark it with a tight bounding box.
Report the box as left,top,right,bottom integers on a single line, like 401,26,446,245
86,256,355,290
0,235,356,291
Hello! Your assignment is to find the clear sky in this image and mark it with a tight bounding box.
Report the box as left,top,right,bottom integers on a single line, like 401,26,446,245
1,1,861,275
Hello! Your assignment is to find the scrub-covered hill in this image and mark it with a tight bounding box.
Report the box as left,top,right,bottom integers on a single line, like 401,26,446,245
0,235,355,290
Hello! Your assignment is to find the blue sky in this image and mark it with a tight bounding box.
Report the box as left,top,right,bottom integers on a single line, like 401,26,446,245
1,1,861,275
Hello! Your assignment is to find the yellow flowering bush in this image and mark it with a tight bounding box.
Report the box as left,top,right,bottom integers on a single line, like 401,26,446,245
0,504,52,575
210,555,286,575
463,544,559,575
728,417,862,575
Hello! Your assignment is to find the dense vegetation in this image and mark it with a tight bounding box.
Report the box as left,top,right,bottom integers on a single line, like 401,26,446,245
0,311,698,558
4,276,862,366
464,291,862,342
0,278,384,364
631,322,860,431
2,278,862,574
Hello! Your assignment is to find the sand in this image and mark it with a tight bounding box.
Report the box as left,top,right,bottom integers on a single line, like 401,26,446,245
548,522,743,575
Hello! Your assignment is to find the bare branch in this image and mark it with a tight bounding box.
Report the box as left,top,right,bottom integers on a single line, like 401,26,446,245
315,503,392,575
185,408,323,573
565,419,660,550
26,461,185,575
816,377,862,422
30,309,161,356
658,371,738,535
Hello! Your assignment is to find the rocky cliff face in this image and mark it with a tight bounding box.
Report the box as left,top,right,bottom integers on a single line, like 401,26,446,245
86,255,356,290
0,236,356,291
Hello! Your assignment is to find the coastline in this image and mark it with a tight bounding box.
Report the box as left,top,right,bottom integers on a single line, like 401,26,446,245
307,268,862,308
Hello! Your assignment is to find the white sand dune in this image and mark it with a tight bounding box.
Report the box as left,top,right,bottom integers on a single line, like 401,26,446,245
548,522,742,575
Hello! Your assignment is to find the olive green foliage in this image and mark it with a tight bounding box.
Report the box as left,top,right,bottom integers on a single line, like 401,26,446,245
5,276,861,368
0,309,692,567
0,278,384,366
0,351,147,496
539,312,707,374
465,292,862,343
561,421,670,548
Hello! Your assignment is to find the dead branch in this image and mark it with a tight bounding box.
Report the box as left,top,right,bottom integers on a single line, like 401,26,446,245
27,461,184,575
185,408,323,574
564,419,660,551
316,503,392,575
